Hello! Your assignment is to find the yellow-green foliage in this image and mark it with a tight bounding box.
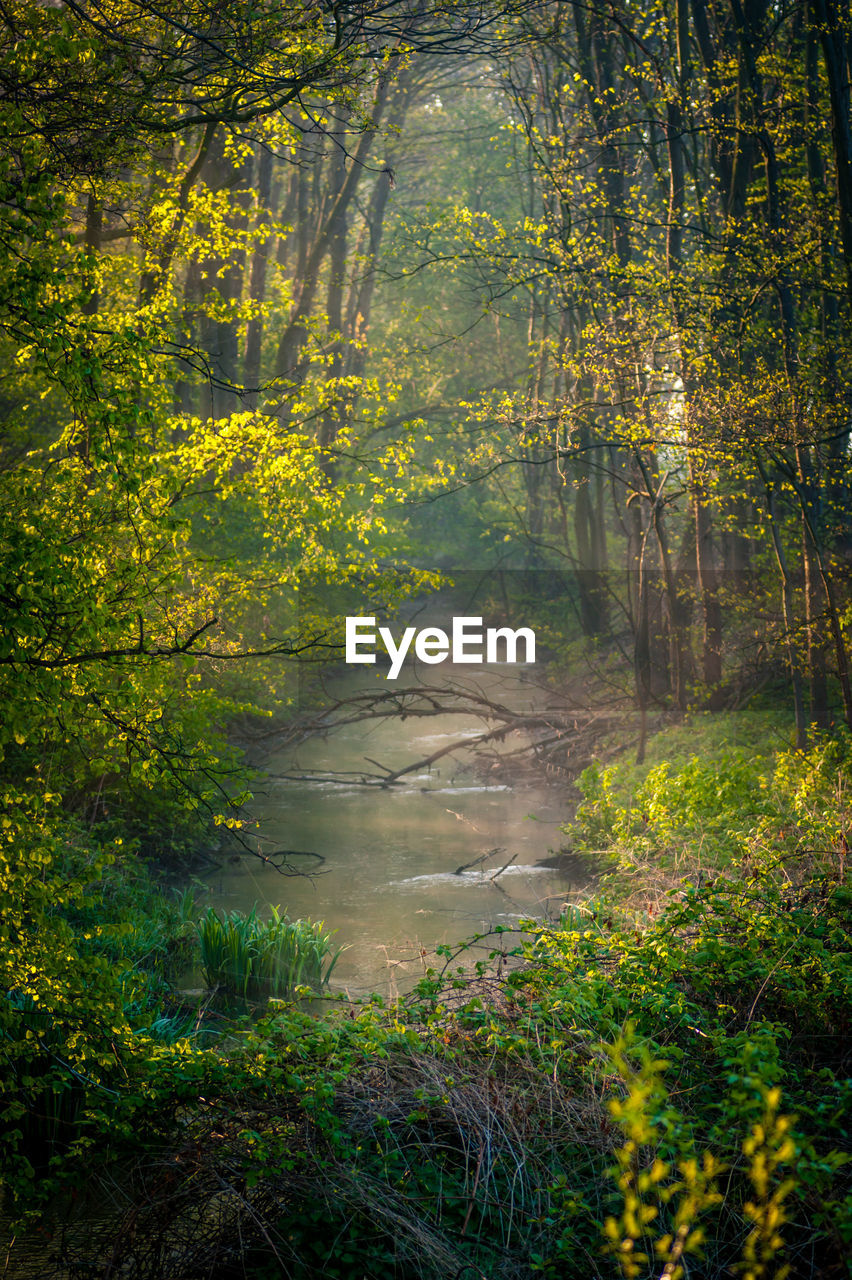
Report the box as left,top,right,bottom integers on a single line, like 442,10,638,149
604,1034,725,1280
570,717,852,876
601,1033,804,1280
739,1089,797,1280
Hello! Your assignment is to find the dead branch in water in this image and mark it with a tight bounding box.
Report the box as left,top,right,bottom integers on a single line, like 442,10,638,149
253,679,624,789
490,851,518,881
454,847,503,875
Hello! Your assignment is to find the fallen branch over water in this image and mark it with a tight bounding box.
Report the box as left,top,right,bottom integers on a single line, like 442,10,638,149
454,848,503,875
260,691,622,791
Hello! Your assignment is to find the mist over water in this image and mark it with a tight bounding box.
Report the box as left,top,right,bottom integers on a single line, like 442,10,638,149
205,665,588,996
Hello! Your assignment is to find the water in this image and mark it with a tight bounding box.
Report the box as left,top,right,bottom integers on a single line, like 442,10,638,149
1,671,590,1277
204,667,588,996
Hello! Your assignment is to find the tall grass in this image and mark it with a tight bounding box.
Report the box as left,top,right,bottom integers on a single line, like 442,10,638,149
197,905,340,999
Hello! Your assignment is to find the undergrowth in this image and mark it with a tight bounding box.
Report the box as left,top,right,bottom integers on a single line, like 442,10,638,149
2,712,850,1279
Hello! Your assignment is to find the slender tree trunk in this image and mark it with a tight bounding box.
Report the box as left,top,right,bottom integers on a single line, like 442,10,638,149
796,445,830,727
138,128,214,307
756,459,808,748
667,8,722,700
318,135,349,460
243,145,275,410
812,0,852,310
805,6,849,548
634,507,654,764
214,156,252,416
82,193,102,316
275,75,391,385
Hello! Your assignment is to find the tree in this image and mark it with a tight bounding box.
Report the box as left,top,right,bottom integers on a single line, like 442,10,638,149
378,0,852,738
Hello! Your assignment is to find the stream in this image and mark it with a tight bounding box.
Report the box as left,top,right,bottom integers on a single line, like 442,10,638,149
203,666,591,996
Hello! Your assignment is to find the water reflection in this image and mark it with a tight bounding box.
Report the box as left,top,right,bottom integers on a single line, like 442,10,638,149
205,669,589,995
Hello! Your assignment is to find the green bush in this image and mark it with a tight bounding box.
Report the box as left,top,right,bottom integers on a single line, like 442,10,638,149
570,717,852,881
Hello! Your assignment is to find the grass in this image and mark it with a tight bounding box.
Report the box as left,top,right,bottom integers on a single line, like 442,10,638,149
562,707,840,893
589,704,796,813
197,903,341,999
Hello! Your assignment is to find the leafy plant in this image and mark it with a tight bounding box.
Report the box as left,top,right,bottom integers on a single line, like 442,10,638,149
197,904,341,999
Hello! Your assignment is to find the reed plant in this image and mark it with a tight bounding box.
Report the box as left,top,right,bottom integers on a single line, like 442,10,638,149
197,905,340,999
256,906,341,998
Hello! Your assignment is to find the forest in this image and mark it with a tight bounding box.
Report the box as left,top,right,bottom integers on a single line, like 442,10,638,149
1,0,851,1276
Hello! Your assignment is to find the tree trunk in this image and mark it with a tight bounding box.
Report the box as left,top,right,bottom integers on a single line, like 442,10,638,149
82,194,102,316
812,0,852,310
243,145,275,410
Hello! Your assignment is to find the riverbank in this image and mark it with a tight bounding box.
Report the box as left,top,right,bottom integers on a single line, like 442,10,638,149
202,662,585,996
3,706,850,1278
